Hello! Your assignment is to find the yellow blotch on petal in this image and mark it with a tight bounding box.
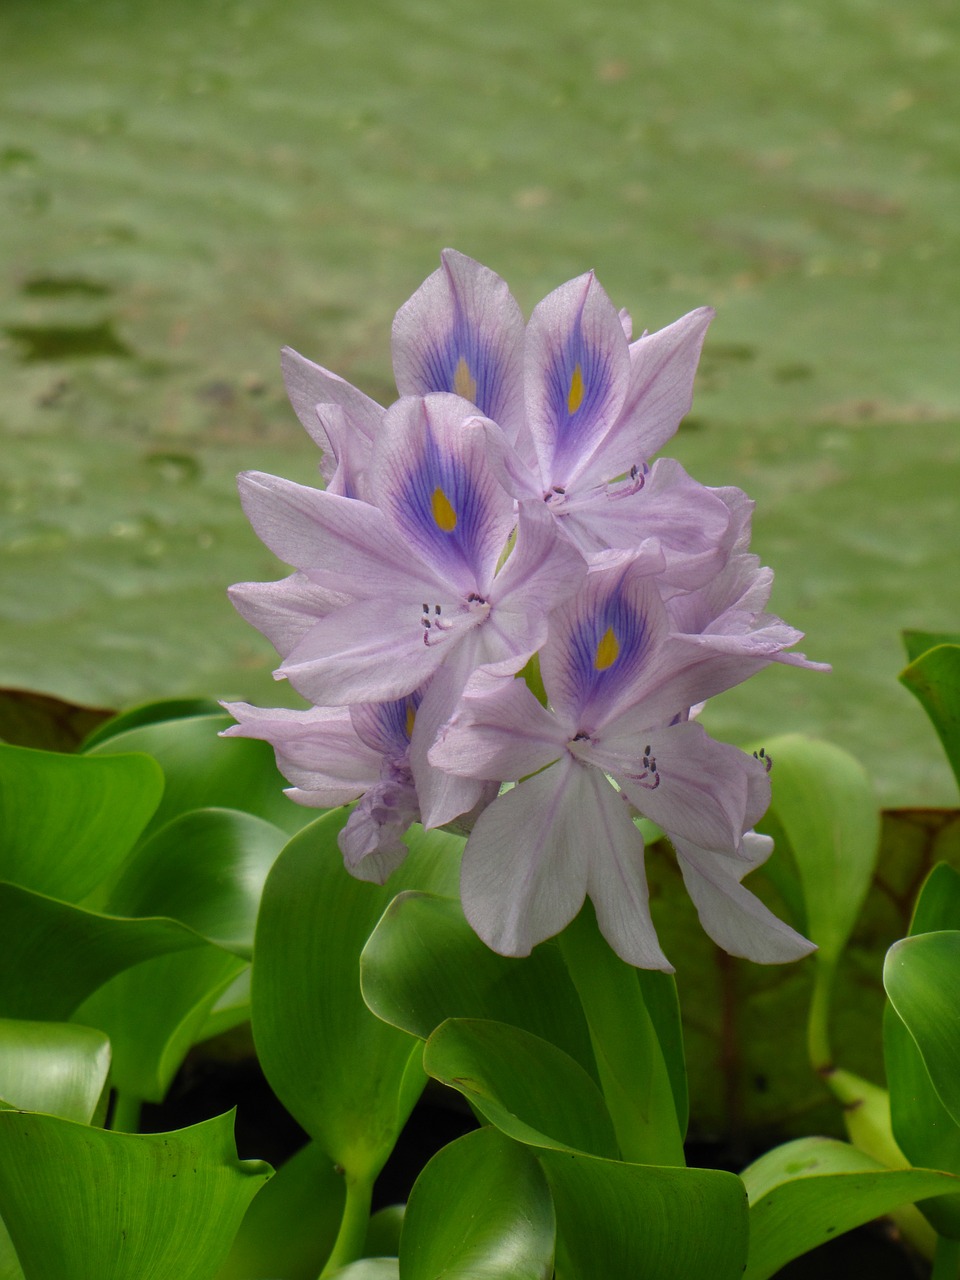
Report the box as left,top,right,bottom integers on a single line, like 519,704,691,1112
431,486,458,532
567,363,585,415
405,704,416,739
453,356,477,403
594,625,620,671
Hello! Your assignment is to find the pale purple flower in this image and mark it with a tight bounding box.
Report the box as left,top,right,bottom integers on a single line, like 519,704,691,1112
429,556,813,968
221,697,421,882
234,392,586,826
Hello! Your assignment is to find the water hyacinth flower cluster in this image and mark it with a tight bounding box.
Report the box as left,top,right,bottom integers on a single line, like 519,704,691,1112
225,250,826,970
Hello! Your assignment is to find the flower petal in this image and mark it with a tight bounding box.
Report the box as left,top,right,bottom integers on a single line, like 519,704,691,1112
429,669,565,782
581,771,672,970
370,394,516,595
524,272,630,488
281,345,383,448
539,556,670,729
584,306,715,475
590,721,769,853
237,470,440,597
220,701,379,805
392,249,526,440
673,833,815,963
228,572,350,657
460,758,590,956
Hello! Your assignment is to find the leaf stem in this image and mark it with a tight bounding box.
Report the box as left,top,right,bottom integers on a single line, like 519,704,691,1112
807,954,837,1074
556,902,686,1167
108,1090,142,1133
319,1168,374,1279
932,1234,960,1280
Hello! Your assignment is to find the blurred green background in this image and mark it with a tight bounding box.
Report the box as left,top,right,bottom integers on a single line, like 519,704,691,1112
1,0,957,804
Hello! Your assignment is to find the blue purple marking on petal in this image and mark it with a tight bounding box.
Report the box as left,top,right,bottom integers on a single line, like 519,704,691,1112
350,690,421,759
397,418,496,583
544,329,615,473
420,311,507,423
565,576,651,719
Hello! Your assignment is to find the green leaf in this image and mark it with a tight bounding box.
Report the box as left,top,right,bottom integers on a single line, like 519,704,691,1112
423,1018,618,1159
73,950,246,1104
0,743,163,901
903,631,960,665
71,808,283,1101
539,1148,748,1280
216,1140,345,1280
0,1018,110,1123
883,1003,960,1237
80,697,224,751
0,880,208,1020
900,645,960,792
0,1110,271,1280
360,891,595,1077
742,1135,960,1280
85,714,310,840
251,811,462,1179
328,1263,397,1280
884,931,960,1130
401,1127,554,1280
909,862,960,936
757,733,879,964
105,808,287,959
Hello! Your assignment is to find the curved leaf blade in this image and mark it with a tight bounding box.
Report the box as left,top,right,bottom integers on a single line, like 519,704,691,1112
900,644,960,792
0,1018,110,1124
401,1127,554,1280
360,891,595,1077
742,1135,960,1279
0,743,163,901
884,931,960,1128
423,1018,617,1159
0,1110,271,1280
251,811,462,1178
539,1148,748,1280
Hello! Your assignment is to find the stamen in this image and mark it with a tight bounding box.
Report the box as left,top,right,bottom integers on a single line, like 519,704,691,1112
567,363,585,415
620,743,662,790
431,486,458,532
453,355,477,402
753,748,773,774
594,625,620,671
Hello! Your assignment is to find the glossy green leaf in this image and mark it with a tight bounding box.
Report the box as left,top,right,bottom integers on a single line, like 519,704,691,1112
0,880,208,1020
105,808,287,958
328,1263,397,1280
423,1019,617,1159
883,1003,960,1237
401,1127,554,1280
0,1018,110,1123
364,1206,404,1260
539,1148,748,1280
756,733,879,964
742,1135,960,1280
884,931,960,1129
198,967,251,1044
900,644,960,792
252,811,462,1179
85,714,309,840
80,697,224,751
0,1110,271,1280
909,862,960,936
73,950,246,1104
903,631,960,665
360,892,595,1077
0,743,163,901
0,1219,23,1280
216,1139,345,1280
